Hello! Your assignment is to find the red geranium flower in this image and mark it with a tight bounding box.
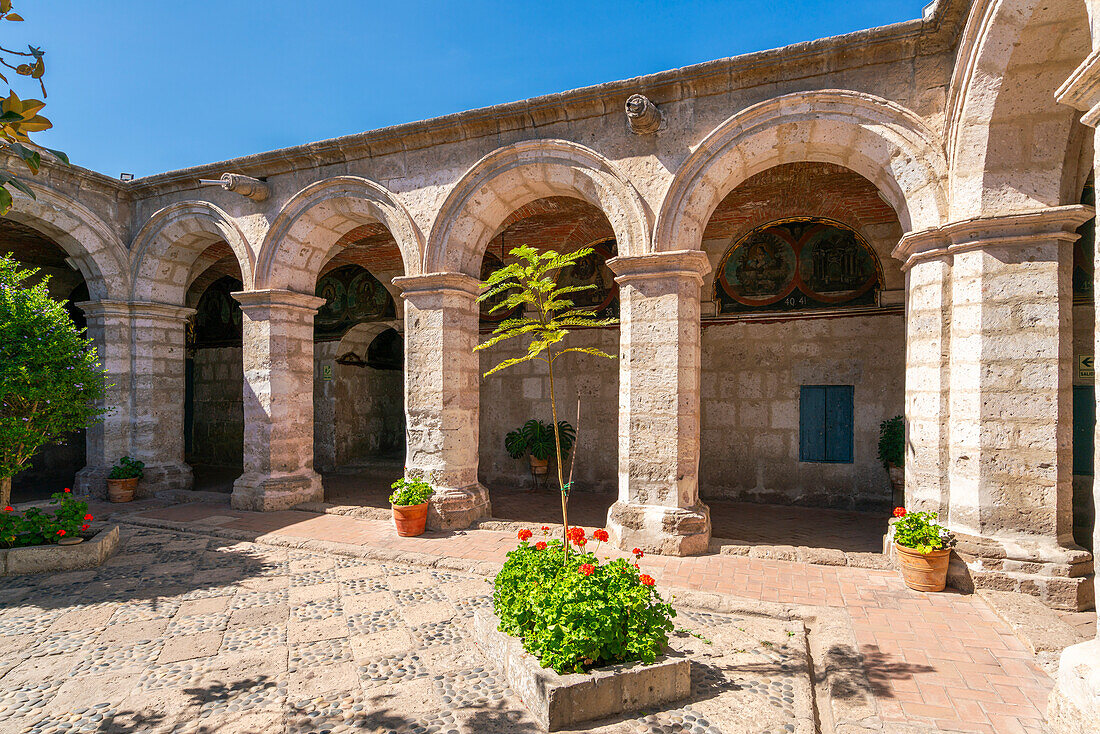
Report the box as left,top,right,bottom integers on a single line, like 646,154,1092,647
892,507,907,518
56,529,65,536
593,529,609,543
3,506,12,512
639,574,655,586
80,524,89,531
518,529,533,542
632,548,644,558
63,488,71,493
535,541,547,550
578,563,595,576
84,514,93,521
541,526,550,531
567,527,587,547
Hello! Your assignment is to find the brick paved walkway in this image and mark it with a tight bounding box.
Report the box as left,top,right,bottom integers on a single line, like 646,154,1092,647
98,500,1059,734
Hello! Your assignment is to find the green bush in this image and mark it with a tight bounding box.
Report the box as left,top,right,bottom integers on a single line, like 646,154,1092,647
494,530,675,674
877,415,904,468
108,456,144,480
388,477,434,506
504,419,576,460
891,508,954,554
0,489,93,548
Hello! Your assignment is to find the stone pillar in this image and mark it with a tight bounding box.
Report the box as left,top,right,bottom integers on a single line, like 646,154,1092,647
73,300,133,498
946,208,1092,610
393,273,490,530
604,251,711,556
1049,54,1100,734
230,289,325,511
129,302,196,495
893,241,953,519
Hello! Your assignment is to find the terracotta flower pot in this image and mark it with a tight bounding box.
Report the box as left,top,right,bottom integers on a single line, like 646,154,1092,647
392,502,429,537
894,543,951,592
107,477,138,503
529,456,549,475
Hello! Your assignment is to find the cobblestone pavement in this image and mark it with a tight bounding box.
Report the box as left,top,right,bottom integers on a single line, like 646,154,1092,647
100,499,1073,734
0,525,821,734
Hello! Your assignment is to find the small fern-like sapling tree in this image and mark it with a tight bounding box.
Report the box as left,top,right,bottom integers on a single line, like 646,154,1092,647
475,245,617,558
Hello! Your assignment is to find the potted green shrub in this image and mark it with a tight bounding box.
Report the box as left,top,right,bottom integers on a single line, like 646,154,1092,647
106,457,144,503
878,415,904,506
505,419,576,476
891,507,955,592
389,477,434,537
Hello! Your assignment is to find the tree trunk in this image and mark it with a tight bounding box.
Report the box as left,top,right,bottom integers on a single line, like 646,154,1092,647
0,476,10,507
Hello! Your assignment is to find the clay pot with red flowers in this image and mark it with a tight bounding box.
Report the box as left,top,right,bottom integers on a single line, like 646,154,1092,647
389,477,434,537
890,507,955,592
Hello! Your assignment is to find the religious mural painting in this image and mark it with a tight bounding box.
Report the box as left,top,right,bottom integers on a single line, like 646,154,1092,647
554,237,619,319
715,219,881,314
190,275,243,348
315,264,396,341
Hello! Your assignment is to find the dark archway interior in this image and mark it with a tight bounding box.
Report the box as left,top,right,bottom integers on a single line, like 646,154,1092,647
1,218,90,502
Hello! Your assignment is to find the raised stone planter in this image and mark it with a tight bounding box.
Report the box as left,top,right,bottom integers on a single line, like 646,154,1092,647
0,525,120,575
472,609,690,731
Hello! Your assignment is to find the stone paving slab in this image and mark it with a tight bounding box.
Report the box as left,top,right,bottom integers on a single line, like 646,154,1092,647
0,525,830,734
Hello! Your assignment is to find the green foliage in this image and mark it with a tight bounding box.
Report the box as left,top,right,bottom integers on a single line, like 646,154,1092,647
877,415,904,468
0,2,68,215
494,533,675,675
504,419,576,460
892,509,954,554
107,456,144,480
0,489,92,548
389,477,434,506
474,245,618,378
0,256,108,482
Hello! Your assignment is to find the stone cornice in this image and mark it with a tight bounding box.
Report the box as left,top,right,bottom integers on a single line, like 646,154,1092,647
892,205,1095,271
1057,49,1100,127
608,250,712,284
231,289,326,313
392,272,481,298
74,300,195,321
121,0,966,200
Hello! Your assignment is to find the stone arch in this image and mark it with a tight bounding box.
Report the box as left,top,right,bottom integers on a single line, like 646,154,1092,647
130,201,254,304
8,182,130,300
255,176,423,292
424,139,650,275
947,0,1095,218
335,320,400,357
655,90,949,253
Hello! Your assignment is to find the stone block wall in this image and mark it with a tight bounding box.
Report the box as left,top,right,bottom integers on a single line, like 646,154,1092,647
698,312,905,510
189,347,244,468
478,327,619,493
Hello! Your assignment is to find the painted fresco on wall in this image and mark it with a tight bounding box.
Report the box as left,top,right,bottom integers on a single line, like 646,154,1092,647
554,238,619,318
315,265,396,341
191,276,243,348
479,250,522,323
716,219,880,314
1074,176,1094,303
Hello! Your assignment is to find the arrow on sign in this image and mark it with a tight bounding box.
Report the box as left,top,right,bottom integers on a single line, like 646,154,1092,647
1083,356,1094,369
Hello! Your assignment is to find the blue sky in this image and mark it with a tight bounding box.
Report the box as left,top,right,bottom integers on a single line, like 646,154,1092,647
17,1,926,178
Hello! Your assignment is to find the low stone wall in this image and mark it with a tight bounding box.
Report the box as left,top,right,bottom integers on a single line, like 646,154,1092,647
472,609,690,731
0,525,120,575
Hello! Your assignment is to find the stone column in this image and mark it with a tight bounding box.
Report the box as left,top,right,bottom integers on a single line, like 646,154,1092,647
73,300,133,498
393,272,490,530
230,289,325,511
892,238,953,519
945,208,1092,610
128,302,196,495
604,251,711,556
1049,53,1100,734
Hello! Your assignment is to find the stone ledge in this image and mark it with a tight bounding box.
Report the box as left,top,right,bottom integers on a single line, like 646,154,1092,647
0,525,120,575
979,590,1090,673
472,608,691,731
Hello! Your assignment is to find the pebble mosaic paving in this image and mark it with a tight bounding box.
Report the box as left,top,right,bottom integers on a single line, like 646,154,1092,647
0,526,818,733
